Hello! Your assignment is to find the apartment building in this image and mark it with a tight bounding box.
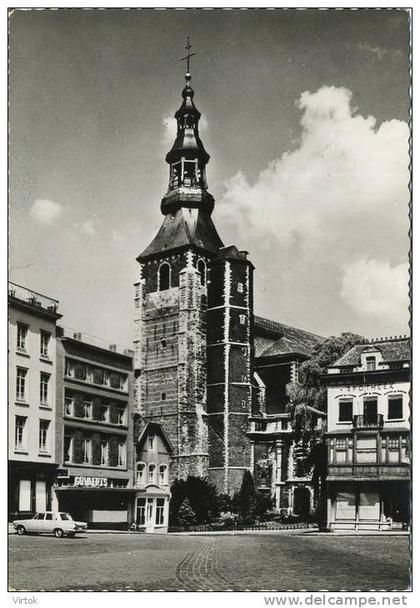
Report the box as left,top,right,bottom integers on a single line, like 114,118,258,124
8,282,62,518
53,328,135,530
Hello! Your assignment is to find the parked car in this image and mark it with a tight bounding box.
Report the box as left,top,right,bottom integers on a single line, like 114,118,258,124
13,511,88,538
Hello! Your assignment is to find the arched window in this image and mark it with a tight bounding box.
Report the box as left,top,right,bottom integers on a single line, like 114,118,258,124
148,463,156,485
197,259,206,286
159,464,168,486
158,262,171,291
136,462,146,486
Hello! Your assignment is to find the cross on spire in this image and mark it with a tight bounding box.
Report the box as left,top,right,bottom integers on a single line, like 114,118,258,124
180,36,197,75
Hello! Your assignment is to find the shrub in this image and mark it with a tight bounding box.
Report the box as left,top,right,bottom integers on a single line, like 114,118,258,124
178,498,197,527
216,493,233,514
239,470,257,523
255,492,274,517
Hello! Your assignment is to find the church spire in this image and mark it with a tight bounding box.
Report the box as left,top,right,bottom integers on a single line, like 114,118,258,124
139,39,223,259
161,37,214,215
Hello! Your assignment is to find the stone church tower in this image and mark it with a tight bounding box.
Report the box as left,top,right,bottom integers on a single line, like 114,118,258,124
134,67,254,494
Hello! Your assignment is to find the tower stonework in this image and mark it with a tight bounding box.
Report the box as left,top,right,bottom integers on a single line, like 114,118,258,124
134,66,253,492
207,249,254,493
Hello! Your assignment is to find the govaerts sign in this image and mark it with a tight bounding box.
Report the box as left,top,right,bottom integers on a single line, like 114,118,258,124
73,476,109,488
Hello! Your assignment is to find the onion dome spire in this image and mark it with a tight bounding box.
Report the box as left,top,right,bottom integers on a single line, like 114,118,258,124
161,37,214,215
139,38,224,259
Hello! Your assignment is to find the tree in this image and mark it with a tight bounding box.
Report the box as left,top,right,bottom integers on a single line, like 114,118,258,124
185,476,219,523
169,478,187,526
216,493,233,514
178,498,197,527
169,476,220,525
239,470,257,522
286,332,364,526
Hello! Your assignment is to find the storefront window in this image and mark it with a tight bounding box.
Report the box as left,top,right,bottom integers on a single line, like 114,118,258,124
19,479,31,511
35,480,47,513
156,499,165,525
358,492,380,521
335,492,356,520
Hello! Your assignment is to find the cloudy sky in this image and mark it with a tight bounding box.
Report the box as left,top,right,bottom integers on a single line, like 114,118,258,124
9,8,411,346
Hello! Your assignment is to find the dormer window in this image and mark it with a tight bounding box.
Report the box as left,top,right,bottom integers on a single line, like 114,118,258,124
366,356,376,371
158,262,171,291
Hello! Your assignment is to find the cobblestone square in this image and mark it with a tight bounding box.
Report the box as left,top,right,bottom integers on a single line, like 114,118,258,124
8,531,410,592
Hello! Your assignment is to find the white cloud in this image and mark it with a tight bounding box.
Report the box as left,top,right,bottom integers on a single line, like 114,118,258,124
218,85,409,325
30,199,62,225
340,259,409,320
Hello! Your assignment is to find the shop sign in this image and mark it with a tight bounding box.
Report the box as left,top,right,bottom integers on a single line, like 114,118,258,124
74,476,109,488
338,383,395,393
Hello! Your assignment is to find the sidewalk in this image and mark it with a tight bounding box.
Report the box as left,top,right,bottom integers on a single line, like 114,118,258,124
8,523,410,537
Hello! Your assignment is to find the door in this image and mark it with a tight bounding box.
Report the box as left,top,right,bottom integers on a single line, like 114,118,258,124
364,398,378,425
35,481,47,513
136,498,146,527
145,498,154,532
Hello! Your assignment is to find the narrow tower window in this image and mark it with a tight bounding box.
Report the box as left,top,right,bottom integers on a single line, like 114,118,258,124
197,259,206,286
158,262,171,291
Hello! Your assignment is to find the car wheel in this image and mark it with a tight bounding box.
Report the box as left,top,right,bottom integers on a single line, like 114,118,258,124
54,528,64,538
16,525,26,536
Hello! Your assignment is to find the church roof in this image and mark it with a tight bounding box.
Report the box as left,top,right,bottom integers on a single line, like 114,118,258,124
254,316,324,358
138,207,223,260
331,337,410,367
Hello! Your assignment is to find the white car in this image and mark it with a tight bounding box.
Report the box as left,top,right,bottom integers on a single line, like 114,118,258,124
13,511,88,538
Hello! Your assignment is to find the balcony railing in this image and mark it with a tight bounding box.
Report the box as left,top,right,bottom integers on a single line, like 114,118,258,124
353,414,384,429
248,418,291,434
58,326,134,357
9,281,59,313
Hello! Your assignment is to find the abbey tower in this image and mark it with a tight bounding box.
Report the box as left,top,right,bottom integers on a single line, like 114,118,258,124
133,63,254,494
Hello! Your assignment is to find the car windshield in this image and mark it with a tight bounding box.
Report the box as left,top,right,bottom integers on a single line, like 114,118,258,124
59,513,73,521
32,514,40,520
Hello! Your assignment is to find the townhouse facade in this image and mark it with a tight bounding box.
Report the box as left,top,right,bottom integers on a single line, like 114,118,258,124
324,338,410,531
133,416,173,533
8,282,62,518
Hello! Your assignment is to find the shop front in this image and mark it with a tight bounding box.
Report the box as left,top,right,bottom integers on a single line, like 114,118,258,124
54,473,136,530
327,480,410,531
134,488,170,533
8,461,58,520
